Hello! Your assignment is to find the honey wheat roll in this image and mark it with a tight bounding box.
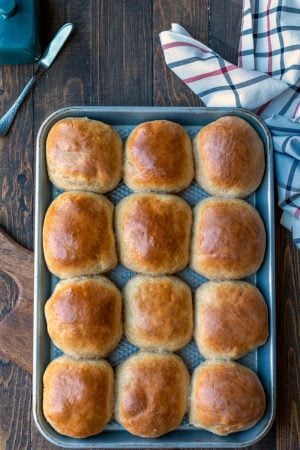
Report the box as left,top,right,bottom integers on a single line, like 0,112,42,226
115,193,192,275
46,117,122,193
190,360,266,435
43,191,117,278
123,275,193,351
193,116,265,198
115,352,189,438
43,356,114,438
124,120,194,193
45,276,122,358
194,281,269,359
190,197,266,280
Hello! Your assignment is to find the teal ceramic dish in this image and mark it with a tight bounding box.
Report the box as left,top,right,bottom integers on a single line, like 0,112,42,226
0,0,40,64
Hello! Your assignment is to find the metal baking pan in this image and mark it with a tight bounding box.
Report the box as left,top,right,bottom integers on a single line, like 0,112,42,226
33,106,276,448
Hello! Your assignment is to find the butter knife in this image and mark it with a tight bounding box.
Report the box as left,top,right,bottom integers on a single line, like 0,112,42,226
0,22,74,136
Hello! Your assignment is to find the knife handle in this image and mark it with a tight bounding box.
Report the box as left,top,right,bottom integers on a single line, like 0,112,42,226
0,75,37,137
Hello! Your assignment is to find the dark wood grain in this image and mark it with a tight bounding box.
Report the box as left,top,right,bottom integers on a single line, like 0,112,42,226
209,0,242,63
93,0,153,106
276,211,300,450
0,67,33,250
153,0,207,106
0,228,33,373
0,362,31,449
0,1,298,449
0,59,34,449
33,0,94,136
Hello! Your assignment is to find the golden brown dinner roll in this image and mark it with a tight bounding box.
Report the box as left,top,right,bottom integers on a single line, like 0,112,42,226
124,120,194,192
193,116,265,198
190,197,266,279
43,191,117,279
46,117,122,193
194,281,269,359
115,193,192,275
123,275,193,351
115,352,189,438
45,276,122,358
190,360,266,435
43,356,114,438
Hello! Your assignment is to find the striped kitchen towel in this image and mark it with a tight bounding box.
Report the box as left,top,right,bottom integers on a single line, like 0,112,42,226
159,0,300,249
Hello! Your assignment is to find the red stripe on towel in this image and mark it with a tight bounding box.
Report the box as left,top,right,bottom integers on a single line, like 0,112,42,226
162,41,210,53
183,64,237,84
257,100,272,116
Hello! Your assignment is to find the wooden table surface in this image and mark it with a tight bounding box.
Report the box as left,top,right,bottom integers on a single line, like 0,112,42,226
0,1,299,449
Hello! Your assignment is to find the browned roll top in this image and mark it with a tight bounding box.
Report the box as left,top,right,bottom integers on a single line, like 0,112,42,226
115,193,192,275
45,276,122,358
115,352,189,438
43,191,117,278
190,360,266,435
46,117,122,193
193,116,265,198
194,280,269,359
43,356,114,438
191,197,266,279
124,275,193,351
124,120,194,192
